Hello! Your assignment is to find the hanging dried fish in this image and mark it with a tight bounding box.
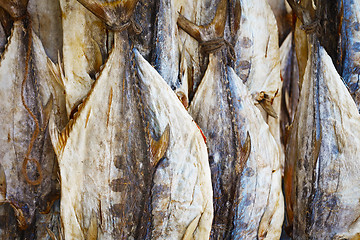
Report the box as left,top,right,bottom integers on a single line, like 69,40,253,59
0,0,60,238
232,0,284,172
285,1,360,238
339,0,360,112
49,0,212,238
178,0,284,238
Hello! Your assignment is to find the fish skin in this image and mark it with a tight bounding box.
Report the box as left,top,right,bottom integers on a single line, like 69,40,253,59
232,0,284,173
59,0,107,116
28,0,63,63
340,0,360,112
0,17,60,238
188,51,283,239
280,33,299,151
50,30,150,239
135,49,213,240
285,38,360,239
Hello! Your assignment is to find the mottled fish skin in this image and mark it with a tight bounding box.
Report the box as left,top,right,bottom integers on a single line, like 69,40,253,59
59,0,107,116
232,0,284,173
188,50,283,239
285,37,360,239
50,29,151,239
340,0,360,112
28,0,63,63
135,49,213,240
280,33,299,152
0,17,60,238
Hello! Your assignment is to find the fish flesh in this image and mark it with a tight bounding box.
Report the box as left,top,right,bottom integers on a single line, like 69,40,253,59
0,2,60,238
267,0,292,44
339,0,360,112
285,35,360,239
179,0,284,238
50,0,212,238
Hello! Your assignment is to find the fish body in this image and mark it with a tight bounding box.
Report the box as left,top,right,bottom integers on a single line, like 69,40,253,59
0,18,60,237
340,0,360,111
188,52,283,239
285,37,360,239
233,0,284,170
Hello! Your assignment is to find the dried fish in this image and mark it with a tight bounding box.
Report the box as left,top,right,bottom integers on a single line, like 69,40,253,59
267,0,293,44
232,0,284,171
49,0,212,238
285,36,360,238
135,49,213,239
340,0,360,112
179,0,284,238
0,1,60,238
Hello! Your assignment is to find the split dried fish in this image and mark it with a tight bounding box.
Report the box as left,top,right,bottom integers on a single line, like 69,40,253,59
50,0,212,238
0,1,60,237
179,0,283,238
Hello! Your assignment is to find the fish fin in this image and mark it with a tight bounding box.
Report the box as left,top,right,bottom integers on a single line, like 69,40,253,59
235,132,251,175
177,0,227,41
256,91,279,119
0,162,6,203
150,124,170,167
177,14,202,42
41,94,53,131
211,0,227,37
47,56,65,89
76,0,139,29
182,214,201,240
49,111,74,157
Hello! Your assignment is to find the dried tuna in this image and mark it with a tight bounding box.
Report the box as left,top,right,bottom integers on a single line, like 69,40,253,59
179,0,284,238
49,0,212,238
232,0,284,170
0,0,60,238
285,1,360,238
340,0,360,112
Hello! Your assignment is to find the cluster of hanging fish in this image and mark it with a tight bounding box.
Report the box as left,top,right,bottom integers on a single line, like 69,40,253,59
0,0,359,239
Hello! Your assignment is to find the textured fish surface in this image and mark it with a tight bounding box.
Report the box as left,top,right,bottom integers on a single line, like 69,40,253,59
285,38,360,239
135,49,213,239
267,0,292,44
59,0,107,116
189,51,283,239
340,0,360,112
0,17,60,238
233,0,284,171
50,17,212,237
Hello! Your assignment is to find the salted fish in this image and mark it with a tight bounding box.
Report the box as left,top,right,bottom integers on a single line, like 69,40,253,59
267,0,292,44
340,0,360,112
50,0,212,238
285,37,360,239
189,53,283,239
179,0,284,238
0,6,60,238
233,0,284,170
